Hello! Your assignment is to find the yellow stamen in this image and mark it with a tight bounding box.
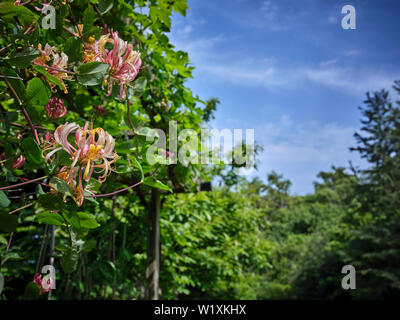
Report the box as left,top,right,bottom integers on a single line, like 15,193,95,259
88,144,103,160
84,159,91,180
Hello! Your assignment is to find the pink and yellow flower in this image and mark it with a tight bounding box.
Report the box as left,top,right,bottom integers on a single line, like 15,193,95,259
94,29,142,100
33,44,70,93
43,122,118,206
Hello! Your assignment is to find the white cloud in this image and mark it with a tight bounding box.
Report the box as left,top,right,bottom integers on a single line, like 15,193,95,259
254,116,366,194
177,25,193,37
345,49,360,57
300,66,395,94
200,58,394,96
171,34,396,96
261,0,280,21
320,59,338,67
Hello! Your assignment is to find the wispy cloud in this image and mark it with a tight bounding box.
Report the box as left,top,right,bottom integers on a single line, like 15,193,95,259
171,23,396,95
172,34,396,96
345,49,360,57
255,115,365,194
177,25,193,37
261,0,280,21
320,59,339,67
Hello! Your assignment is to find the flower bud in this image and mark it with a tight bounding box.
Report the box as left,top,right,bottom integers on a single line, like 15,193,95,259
45,97,67,119
94,105,107,116
11,155,25,169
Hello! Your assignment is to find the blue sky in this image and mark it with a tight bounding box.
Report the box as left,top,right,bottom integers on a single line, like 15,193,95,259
168,0,400,194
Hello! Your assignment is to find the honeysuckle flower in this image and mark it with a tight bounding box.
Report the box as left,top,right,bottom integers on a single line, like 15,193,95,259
94,29,142,100
33,44,70,93
45,97,67,119
43,122,118,206
33,274,53,295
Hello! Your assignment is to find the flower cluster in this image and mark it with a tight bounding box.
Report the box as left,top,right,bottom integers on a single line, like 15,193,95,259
43,122,118,206
45,97,67,119
34,44,70,93
94,29,142,100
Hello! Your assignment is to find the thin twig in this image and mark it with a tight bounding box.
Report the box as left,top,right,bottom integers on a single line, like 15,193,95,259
0,69,40,144
8,202,33,215
0,232,14,268
62,25,77,37
35,225,49,274
92,4,106,28
34,63,76,75
86,181,143,198
0,176,47,191
17,176,51,188
0,75,23,80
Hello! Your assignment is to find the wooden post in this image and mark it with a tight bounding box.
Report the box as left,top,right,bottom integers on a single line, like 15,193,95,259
146,188,161,299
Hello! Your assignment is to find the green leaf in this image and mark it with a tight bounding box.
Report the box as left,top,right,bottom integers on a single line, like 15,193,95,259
61,248,79,274
98,0,114,14
2,47,40,68
25,105,44,123
3,251,21,263
0,2,37,26
21,137,43,165
129,77,147,97
143,176,172,192
37,194,65,211
82,239,97,252
77,212,99,229
49,177,75,197
0,213,18,233
83,191,99,205
130,155,144,181
25,78,50,106
23,282,41,300
64,37,82,63
83,6,96,30
32,65,65,92
2,166,17,182
173,0,189,16
76,62,109,86
0,191,11,208
48,149,70,174
66,211,99,230
0,235,8,245
35,212,65,226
